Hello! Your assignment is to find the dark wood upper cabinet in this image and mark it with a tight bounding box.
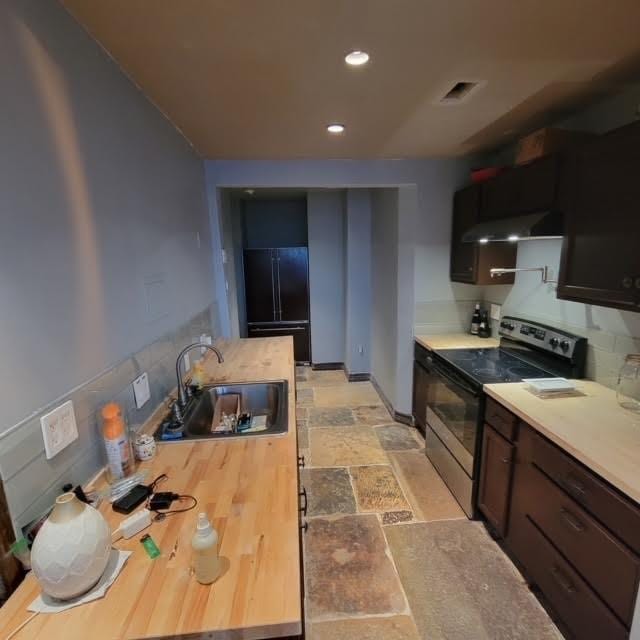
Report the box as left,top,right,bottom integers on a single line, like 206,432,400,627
450,185,517,285
481,154,560,220
558,120,640,311
478,423,515,537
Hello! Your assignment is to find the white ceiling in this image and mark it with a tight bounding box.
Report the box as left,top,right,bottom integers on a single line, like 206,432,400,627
62,0,640,159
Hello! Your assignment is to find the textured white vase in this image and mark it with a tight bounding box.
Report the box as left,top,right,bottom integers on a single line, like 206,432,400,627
31,492,111,600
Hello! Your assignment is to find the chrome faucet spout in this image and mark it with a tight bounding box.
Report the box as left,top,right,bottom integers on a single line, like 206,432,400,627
176,343,224,407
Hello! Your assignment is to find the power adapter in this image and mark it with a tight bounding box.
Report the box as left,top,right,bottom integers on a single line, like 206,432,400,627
149,492,180,511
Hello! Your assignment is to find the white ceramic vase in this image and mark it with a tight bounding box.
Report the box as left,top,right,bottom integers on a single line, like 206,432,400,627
31,492,111,600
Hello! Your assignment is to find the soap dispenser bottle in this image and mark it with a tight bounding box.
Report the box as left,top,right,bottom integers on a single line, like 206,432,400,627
191,512,219,584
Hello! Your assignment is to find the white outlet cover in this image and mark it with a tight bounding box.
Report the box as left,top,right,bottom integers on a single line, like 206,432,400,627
133,372,151,409
40,400,79,459
490,304,502,321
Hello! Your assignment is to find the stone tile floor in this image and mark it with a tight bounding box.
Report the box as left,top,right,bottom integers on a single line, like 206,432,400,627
297,366,563,640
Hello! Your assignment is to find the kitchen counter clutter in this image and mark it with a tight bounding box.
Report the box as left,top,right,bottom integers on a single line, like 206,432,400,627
415,333,500,351
0,337,302,640
484,380,640,504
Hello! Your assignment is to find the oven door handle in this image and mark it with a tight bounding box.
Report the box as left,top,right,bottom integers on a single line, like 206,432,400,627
428,361,479,397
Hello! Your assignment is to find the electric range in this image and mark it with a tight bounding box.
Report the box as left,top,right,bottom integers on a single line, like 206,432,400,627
415,316,587,517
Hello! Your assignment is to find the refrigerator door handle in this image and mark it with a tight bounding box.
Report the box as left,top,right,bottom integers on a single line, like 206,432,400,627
270,250,277,321
276,252,283,321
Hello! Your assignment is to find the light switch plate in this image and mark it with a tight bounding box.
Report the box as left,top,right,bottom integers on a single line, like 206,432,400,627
133,372,151,409
183,353,190,372
40,401,79,459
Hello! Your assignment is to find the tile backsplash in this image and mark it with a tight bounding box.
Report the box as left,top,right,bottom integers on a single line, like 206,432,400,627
414,299,481,336
0,303,219,534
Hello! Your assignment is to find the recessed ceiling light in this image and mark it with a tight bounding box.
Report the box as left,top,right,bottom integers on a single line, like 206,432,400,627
508,234,519,242
245,188,255,195
345,50,370,66
327,123,345,134
479,238,489,244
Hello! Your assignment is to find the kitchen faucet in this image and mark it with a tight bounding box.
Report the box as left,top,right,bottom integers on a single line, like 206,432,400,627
176,343,224,407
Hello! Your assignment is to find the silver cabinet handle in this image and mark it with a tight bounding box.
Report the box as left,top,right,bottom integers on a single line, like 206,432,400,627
251,326,305,332
276,254,283,321
635,277,640,290
271,251,277,320
622,276,633,289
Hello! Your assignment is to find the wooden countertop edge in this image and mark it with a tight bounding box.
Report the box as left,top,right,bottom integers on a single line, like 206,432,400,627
137,618,302,640
483,385,640,505
414,334,500,350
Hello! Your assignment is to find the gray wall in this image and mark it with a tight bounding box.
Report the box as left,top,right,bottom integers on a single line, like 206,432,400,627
0,1,215,524
307,190,346,364
344,189,372,375
370,189,400,407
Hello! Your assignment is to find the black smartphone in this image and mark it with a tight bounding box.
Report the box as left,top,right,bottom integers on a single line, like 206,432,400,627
112,484,150,514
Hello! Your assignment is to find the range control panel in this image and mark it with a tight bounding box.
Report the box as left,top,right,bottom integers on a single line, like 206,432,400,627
498,316,583,359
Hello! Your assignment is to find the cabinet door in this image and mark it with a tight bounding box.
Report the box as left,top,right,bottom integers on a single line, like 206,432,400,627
478,424,515,537
481,155,559,219
244,249,276,323
480,169,523,219
276,248,310,322
450,186,479,283
558,121,640,311
412,361,430,431
518,154,559,213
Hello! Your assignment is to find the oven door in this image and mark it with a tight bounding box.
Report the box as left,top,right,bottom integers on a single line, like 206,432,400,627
422,354,481,517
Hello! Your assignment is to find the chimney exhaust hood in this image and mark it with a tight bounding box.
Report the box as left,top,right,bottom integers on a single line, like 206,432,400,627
462,211,563,243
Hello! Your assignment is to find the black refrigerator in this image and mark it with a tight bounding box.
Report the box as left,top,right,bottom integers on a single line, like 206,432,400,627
243,247,311,362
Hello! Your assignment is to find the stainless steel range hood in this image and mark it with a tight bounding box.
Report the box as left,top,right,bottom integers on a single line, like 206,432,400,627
462,211,563,243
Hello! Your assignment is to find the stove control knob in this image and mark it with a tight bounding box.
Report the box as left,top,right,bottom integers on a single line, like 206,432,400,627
560,340,571,352
549,337,559,349
500,322,514,331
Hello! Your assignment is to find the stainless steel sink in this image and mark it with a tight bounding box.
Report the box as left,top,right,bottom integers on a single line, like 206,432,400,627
155,380,288,441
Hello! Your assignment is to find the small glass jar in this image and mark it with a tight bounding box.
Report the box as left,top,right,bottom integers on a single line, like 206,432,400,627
617,354,640,413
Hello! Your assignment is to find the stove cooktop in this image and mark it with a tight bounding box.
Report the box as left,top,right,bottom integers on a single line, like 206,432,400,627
435,347,553,386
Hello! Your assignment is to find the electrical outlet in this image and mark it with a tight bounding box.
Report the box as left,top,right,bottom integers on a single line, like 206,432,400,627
40,401,79,459
133,372,151,409
490,304,501,321
358,345,364,355
183,353,190,372
221,249,228,264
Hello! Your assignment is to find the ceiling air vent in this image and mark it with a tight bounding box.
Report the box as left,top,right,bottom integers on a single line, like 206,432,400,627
437,80,485,105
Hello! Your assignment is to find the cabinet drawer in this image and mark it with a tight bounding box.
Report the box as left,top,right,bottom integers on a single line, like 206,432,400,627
517,515,628,640
528,464,639,625
529,427,640,556
484,397,518,441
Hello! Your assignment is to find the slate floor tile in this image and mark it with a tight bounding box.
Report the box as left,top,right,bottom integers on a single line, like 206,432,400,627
350,465,410,513
384,520,562,640
389,451,466,522
310,616,420,640
310,427,388,467
374,424,423,451
308,407,355,428
301,468,356,517
352,404,393,426
305,514,407,620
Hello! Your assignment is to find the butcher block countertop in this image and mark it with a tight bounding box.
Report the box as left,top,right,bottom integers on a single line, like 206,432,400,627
484,380,640,504
0,337,301,640
415,333,500,350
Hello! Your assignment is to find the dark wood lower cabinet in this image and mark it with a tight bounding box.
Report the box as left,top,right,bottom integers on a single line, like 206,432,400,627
477,424,514,537
479,399,640,639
